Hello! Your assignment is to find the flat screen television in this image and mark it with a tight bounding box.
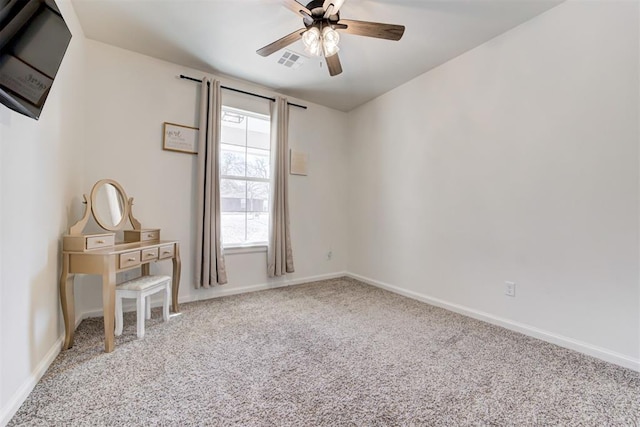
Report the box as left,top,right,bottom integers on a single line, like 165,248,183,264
0,0,71,119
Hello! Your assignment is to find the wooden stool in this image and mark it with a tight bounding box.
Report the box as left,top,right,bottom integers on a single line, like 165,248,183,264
114,275,171,339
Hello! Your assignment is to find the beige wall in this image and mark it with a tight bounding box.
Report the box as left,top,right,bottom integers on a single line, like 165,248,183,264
1,5,351,421
347,0,639,367
0,1,86,423
74,39,350,315
3,0,639,422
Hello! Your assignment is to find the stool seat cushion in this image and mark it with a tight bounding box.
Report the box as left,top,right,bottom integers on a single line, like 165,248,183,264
117,275,171,291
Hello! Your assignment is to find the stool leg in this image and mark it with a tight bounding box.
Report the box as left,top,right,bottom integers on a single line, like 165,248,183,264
163,283,170,322
145,296,151,319
115,294,123,336
137,296,145,338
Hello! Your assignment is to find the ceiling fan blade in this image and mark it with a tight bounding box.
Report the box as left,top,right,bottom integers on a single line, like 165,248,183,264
338,19,405,41
256,28,305,57
323,0,346,18
282,0,313,22
325,53,343,76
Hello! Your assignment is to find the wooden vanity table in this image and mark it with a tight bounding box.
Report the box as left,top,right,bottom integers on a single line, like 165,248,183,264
60,179,181,353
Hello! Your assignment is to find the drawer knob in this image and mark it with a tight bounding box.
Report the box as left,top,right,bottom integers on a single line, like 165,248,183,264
96,240,104,244
147,234,155,238
127,257,136,261
163,251,170,254
146,253,155,257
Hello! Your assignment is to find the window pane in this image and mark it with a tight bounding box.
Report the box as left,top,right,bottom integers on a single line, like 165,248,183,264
220,144,246,177
221,212,246,245
247,147,270,179
220,179,246,213
221,114,247,147
221,178,246,245
246,212,269,244
220,106,271,247
247,116,270,150
246,181,269,213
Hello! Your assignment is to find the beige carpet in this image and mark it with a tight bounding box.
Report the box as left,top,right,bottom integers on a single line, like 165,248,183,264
9,277,640,426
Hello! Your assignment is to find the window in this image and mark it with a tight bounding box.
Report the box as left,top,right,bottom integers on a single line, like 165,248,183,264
220,106,271,247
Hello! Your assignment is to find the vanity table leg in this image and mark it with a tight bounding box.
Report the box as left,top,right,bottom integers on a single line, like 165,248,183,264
171,244,181,313
60,253,75,350
141,263,150,276
102,255,117,353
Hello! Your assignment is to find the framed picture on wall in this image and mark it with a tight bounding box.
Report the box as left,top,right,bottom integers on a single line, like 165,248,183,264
163,122,199,154
290,150,308,175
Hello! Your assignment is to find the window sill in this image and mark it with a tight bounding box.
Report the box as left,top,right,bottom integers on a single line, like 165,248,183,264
223,245,268,255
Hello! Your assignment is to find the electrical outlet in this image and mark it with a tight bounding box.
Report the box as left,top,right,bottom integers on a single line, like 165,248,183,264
505,281,516,297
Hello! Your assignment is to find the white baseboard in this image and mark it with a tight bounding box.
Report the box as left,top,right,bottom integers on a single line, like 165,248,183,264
0,312,89,426
179,271,349,304
0,336,63,426
76,271,349,318
7,269,633,427
347,272,640,372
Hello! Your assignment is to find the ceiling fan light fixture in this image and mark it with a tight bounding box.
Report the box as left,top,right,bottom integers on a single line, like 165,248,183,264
305,42,322,57
302,27,322,56
302,25,340,57
322,41,339,57
321,26,340,56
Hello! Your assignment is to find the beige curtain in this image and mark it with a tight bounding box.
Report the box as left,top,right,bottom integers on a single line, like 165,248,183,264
268,96,295,277
195,77,227,287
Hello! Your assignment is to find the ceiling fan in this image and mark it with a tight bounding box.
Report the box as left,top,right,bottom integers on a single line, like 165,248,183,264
257,0,405,76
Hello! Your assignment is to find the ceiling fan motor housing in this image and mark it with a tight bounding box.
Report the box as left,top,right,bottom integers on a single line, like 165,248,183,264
306,0,327,17
303,0,340,27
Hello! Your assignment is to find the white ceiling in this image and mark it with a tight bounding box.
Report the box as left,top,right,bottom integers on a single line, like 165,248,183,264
71,0,562,111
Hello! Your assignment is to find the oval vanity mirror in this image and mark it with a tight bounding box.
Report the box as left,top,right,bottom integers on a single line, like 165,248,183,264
90,179,130,231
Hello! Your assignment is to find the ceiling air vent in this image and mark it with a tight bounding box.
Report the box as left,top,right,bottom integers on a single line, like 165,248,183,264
277,50,306,69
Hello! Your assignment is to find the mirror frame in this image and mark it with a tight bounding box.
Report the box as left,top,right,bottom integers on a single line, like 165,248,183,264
90,179,130,231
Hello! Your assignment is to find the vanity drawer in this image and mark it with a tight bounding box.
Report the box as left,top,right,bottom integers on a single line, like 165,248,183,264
119,251,141,269
140,230,160,241
158,244,175,260
141,247,159,261
124,229,160,243
63,233,115,252
86,234,115,250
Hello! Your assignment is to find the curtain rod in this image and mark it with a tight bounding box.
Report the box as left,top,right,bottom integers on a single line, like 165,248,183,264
179,75,307,110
